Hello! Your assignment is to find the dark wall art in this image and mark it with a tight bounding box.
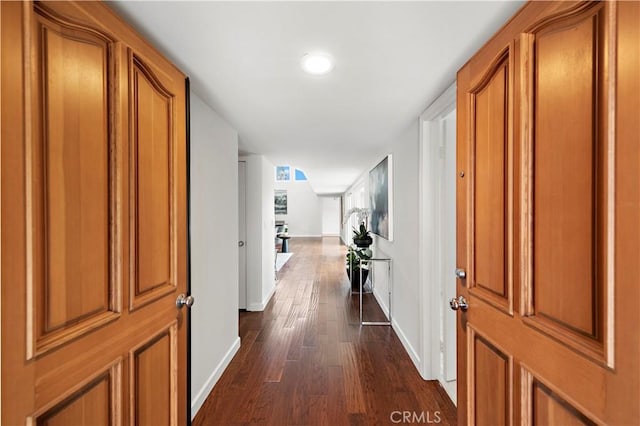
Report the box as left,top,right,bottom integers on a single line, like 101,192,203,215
369,155,393,240
275,189,288,215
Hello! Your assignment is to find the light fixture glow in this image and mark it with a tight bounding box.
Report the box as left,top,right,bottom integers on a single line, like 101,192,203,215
301,53,334,75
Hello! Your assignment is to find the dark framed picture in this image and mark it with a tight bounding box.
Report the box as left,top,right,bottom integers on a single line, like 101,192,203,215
369,155,393,240
275,189,287,215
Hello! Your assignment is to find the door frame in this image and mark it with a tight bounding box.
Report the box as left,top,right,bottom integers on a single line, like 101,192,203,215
418,82,457,401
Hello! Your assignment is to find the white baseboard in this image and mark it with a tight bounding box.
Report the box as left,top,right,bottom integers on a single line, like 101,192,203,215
247,284,276,311
191,336,241,419
321,233,341,237
441,379,457,406
392,318,422,375
287,234,322,238
371,287,422,374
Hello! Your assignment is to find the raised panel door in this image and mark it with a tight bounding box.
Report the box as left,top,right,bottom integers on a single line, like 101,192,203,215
1,1,188,424
456,2,639,425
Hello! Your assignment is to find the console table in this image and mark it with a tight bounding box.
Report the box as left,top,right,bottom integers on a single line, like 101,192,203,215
359,257,392,326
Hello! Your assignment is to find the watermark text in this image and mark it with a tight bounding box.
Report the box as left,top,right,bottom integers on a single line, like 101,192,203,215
390,411,442,424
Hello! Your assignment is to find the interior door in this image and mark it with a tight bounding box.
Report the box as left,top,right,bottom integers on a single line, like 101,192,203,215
238,161,247,309
1,1,188,424
455,1,639,424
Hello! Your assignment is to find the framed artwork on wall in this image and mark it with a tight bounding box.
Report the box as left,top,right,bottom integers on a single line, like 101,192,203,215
275,189,287,215
276,165,290,182
369,155,393,240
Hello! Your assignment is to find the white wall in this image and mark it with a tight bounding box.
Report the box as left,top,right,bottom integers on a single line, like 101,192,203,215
240,154,276,311
189,91,241,418
342,122,422,371
321,196,341,236
260,157,276,304
274,179,322,237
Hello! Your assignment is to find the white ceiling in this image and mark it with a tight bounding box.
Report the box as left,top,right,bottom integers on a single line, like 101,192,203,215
110,1,523,194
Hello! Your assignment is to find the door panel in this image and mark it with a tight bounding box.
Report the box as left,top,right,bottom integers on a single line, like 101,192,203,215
456,2,639,425
468,46,513,315
29,360,122,426
30,1,121,359
130,322,178,425
129,52,178,311
522,368,596,426
1,1,188,424
522,3,612,363
469,328,511,426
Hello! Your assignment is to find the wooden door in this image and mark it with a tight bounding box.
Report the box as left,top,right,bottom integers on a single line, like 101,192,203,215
1,1,188,424
456,1,639,424
238,161,247,309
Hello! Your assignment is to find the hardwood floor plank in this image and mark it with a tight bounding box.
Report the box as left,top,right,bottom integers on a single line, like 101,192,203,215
338,342,366,414
193,237,456,425
308,395,329,426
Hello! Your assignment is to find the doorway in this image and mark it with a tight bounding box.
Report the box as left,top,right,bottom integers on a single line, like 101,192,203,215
419,83,457,403
321,196,341,236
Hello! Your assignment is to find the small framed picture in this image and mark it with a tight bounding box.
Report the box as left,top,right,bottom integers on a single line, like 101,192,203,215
275,190,287,215
276,165,290,182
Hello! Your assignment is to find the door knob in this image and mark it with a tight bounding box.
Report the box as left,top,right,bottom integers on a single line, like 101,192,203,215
449,296,468,311
455,268,467,279
238,241,245,247
176,294,195,309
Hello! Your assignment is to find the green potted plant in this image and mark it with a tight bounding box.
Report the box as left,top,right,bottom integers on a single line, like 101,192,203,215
352,222,373,248
346,246,372,292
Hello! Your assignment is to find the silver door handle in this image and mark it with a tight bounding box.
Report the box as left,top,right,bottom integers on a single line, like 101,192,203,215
455,268,466,279
238,241,245,247
176,294,195,309
449,296,468,311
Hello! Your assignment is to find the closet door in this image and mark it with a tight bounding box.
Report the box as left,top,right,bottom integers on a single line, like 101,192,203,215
1,1,188,424
456,1,639,424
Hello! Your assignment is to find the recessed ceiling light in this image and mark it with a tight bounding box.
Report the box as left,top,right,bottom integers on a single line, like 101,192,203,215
301,53,334,75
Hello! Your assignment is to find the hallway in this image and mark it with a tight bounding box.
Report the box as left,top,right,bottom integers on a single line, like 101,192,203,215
194,237,456,425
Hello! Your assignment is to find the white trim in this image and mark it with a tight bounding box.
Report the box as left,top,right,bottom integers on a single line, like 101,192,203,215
392,318,422,372
247,284,276,311
418,82,457,383
191,337,241,419
420,83,456,121
285,234,322,238
321,233,341,237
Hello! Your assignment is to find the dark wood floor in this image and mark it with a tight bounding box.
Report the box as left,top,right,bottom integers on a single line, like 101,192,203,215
193,237,456,426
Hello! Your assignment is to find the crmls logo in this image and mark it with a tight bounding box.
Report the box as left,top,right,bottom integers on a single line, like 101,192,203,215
390,411,442,424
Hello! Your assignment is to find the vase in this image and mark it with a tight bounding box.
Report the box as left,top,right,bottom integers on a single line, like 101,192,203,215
346,268,369,292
